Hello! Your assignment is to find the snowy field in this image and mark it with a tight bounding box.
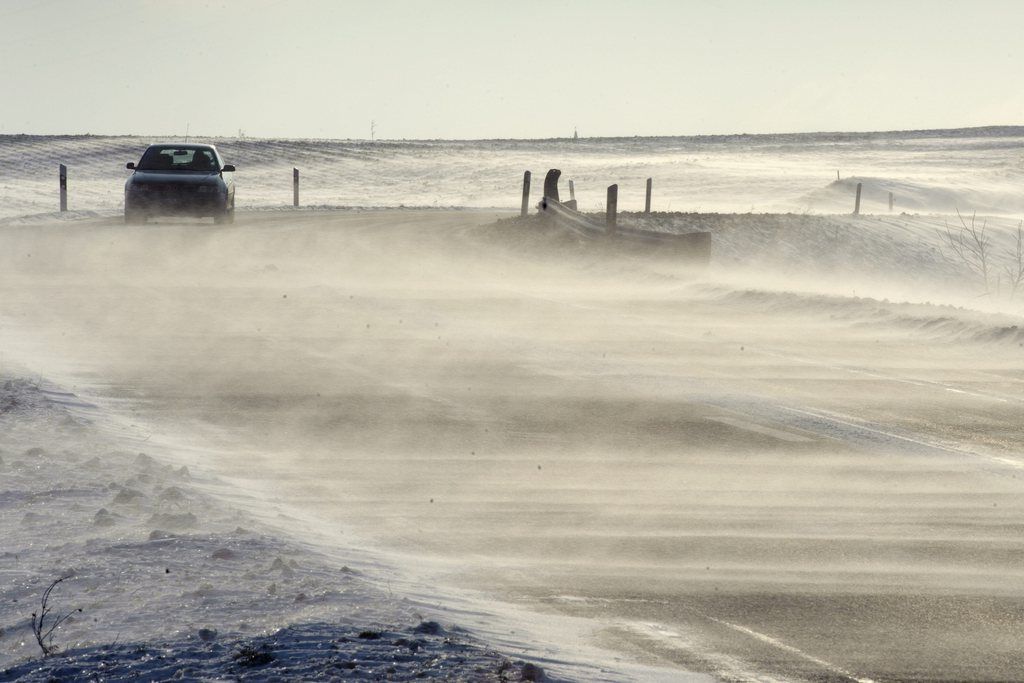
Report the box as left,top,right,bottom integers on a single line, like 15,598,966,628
2,127,1024,220
2,131,1024,681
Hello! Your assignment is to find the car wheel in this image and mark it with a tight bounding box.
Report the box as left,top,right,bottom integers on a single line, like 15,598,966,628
214,196,235,224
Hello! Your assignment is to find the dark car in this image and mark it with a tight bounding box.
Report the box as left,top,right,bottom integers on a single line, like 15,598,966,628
124,144,235,224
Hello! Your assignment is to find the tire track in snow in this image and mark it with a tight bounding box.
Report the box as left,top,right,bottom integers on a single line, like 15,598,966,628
701,616,878,683
756,346,1022,406
623,611,878,683
778,404,1024,472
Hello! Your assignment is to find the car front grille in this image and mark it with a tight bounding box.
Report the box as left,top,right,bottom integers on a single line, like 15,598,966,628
130,183,222,213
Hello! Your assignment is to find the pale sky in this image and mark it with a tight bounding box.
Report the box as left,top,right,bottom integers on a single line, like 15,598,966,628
1,0,1021,139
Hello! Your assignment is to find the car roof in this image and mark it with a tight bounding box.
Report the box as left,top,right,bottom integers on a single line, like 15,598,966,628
145,143,218,151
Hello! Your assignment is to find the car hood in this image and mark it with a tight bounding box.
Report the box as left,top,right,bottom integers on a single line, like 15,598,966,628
128,171,224,185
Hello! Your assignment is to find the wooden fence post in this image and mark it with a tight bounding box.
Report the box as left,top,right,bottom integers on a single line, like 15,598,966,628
293,168,299,207
606,184,618,234
645,177,652,213
568,179,575,201
888,191,894,212
853,182,862,216
59,164,67,212
521,171,531,217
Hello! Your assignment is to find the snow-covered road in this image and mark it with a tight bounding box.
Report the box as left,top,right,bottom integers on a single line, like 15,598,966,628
3,209,1024,680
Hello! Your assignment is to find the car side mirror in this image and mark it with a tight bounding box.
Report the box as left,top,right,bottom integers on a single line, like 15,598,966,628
126,162,135,170
221,164,236,173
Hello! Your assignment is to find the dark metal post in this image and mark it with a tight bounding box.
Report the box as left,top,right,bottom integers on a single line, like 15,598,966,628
854,182,862,216
59,164,67,212
293,168,299,207
568,179,575,201
888,191,894,212
645,177,652,213
521,171,531,217
606,184,618,234
543,169,561,202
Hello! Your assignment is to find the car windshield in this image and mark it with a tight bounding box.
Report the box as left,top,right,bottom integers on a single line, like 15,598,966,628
137,147,217,172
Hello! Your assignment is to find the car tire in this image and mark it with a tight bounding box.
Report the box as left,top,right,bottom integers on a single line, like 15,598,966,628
214,196,235,224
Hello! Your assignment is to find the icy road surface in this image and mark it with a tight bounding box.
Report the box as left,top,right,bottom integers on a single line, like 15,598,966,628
2,209,1024,681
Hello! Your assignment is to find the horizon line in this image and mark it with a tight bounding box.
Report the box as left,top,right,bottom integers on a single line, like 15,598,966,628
2,124,1023,144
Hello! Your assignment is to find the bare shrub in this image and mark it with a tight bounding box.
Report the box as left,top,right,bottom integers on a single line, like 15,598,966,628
939,209,991,294
1003,221,1024,300
30,576,82,657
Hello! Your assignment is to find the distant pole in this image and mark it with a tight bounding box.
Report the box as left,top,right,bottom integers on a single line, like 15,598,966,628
293,168,299,207
888,191,894,212
568,179,575,201
837,170,840,181
606,184,618,234
520,171,531,217
645,177,653,214
59,164,67,212
853,182,862,216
